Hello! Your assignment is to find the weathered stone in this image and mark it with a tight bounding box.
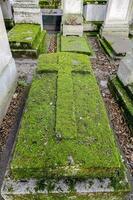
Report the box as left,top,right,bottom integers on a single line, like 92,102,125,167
102,0,133,37
0,5,17,124
118,50,133,86
13,0,43,29
103,35,132,56
0,0,13,20
83,3,107,22
1,53,131,199
63,0,83,14
62,0,83,36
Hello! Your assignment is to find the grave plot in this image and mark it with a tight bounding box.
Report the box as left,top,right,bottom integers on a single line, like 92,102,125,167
8,24,46,58
59,35,92,55
2,53,130,199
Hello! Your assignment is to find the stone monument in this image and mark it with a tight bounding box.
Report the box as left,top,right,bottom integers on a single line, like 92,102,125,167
13,0,43,29
62,0,83,36
102,0,132,37
0,5,17,124
117,50,133,86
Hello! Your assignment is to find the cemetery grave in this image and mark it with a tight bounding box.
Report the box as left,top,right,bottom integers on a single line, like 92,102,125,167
0,0,133,199
8,24,46,58
1,53,130,199
59,35,92,55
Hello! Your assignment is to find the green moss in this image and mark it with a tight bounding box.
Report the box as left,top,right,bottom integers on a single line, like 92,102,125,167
84,0,107,4
39,0,61,8
5,193,126,200
98,35,114,59
8,24,46,57
10,53,130,195
61,36,92,56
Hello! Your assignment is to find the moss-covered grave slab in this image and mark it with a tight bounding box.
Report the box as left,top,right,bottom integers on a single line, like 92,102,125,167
60,35,92,55
99,35,132,59
108,76,133,133
2,53,130,199
8,24,46,58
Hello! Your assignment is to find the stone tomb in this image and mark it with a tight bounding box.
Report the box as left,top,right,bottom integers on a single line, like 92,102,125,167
100,0,133,57
62,0,83,36
0,6,17,124
13,0,43,29
102,0,133,37
83,2,107,22
1,53,130,199
8,0,45,58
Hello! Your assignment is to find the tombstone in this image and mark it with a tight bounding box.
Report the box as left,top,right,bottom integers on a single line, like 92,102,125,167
117,50,133,86
13,0,43,29
63,0,83,14
0,5,17,124
83,2,107,22
62,0,83,36
102,0,133,37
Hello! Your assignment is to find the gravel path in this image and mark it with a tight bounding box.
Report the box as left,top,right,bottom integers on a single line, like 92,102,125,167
89,37,133,177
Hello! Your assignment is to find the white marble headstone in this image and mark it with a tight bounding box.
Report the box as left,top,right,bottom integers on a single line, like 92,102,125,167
0,6,12,72
0,6,17,124
105,0,132,24
63,0,83,14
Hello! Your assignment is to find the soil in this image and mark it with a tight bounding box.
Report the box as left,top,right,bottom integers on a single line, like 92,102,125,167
0,86,26,152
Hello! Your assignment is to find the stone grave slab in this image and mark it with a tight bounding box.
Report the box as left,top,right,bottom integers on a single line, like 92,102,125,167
60,35,92,55
8,23,46,58
100,35,132,58
2,53,130,199
102,0,133,37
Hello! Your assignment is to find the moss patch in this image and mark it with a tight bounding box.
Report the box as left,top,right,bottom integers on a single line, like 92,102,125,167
84,0,107,4
39,0,61,8
60,36,92,56
6,193,126,200
10,53,129,194
8,24,46,57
